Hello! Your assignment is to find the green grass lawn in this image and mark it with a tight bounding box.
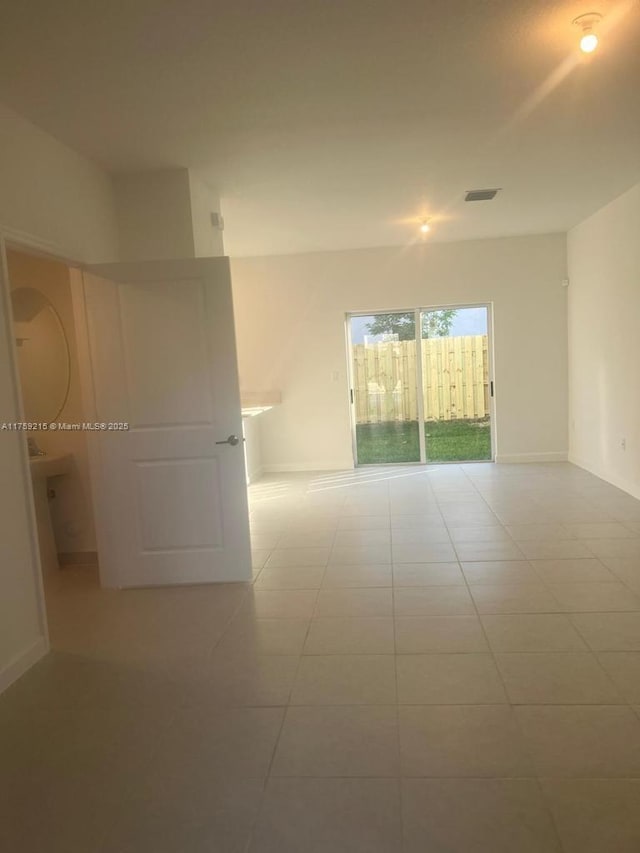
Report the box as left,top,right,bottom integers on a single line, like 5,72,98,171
356,418,491,464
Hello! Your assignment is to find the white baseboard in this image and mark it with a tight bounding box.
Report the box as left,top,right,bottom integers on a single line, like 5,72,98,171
495,451,568,464
0,635,48,696
261,461,355,474
568,453,640,501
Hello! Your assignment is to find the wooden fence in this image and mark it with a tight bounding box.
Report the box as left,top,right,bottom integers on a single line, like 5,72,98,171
352,335,489,423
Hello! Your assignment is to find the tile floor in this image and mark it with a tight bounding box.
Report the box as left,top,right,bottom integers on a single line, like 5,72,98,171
2,462,640,851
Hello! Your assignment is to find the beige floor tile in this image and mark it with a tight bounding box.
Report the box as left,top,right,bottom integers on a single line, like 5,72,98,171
481,614,588,652
151,706,284,782
391,527,452,544
6,466,640,853
395,616,488,653
322,563,392,588
276,530,336,548
391,515,444,529
254,565,325,590
548,582,640,612
597,652,640,702
506,523,574,541
266,547,330,567
393,586,475,616
571,612,640,649
342,504,390,518
565,522,638,539
454,541,524,562
271,705,399,777
448,526,513,543
333,529,392,547
514,705,640,776
314,587,392,617
250,533,281,550
587,538,640,558
0,652,116,711
196,653,300,706
442,513,499,528
531,558,616,584
241,589,318,618
540,779,640,853
392,562,464,586
495,652,623,704
0,769,120,853
601,557,640,592
291,655,396,704
553,508,618,524
330,545,392,565
519,540,594,559
304,617,395,654
462,560,539,584
402,779,562,853
252,550,271,569
399,705,533,777
392,543,457,563
99,777,264,853
470,583,560,614
217,617,310,656
338,515,391,530
396,654,506,704
250,778,402,853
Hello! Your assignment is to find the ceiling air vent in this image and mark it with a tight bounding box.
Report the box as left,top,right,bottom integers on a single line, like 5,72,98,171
465,188,500,202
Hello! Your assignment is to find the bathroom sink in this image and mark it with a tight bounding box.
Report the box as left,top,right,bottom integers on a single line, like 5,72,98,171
29,453,72,480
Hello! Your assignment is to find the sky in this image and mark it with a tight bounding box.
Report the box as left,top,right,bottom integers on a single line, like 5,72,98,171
350,307,488,344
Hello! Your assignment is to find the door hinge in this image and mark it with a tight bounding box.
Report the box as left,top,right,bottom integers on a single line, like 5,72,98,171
350,389,354,404
490,381,494,398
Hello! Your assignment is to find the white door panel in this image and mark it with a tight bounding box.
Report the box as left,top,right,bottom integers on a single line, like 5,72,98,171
81,258,250,588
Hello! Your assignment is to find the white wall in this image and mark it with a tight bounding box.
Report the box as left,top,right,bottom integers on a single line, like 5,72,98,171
0,106,118,691
0,104,118,261
568,181,640,499
242,415,264,484
189,172,225,258
114,169,196,261
232,234,568,471
114,168,225,261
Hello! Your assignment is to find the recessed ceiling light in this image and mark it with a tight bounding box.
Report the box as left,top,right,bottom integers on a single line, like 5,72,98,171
573,12,602,54
420,220,431,234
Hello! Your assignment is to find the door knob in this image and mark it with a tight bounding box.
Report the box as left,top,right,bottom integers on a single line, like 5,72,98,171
216,434,241,446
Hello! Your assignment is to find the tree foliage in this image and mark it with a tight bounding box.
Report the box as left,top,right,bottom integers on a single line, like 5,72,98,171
365,310,457,341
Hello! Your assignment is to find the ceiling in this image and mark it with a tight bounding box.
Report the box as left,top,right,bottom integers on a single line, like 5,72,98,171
0,0,639,257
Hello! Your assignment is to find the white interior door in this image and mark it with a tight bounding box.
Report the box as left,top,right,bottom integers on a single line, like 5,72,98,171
79,258,251,588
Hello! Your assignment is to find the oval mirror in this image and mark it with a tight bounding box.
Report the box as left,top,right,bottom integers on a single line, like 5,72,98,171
11,287,71,423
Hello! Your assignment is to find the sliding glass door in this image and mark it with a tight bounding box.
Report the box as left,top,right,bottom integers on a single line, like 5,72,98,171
348,305,493,465
349,311,421,464
421,306,492,462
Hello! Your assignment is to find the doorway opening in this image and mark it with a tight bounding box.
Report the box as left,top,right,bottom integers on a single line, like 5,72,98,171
347,304,494,466
5,247,102,646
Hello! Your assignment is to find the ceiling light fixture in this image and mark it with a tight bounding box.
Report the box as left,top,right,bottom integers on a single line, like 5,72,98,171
573,12,602,53
419,219,431,234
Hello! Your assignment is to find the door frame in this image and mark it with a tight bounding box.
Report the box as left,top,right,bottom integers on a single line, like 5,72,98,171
0,225,86,666
346,301,496,467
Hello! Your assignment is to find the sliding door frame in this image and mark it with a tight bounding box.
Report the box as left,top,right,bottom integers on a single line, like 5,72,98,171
346,302,496,467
